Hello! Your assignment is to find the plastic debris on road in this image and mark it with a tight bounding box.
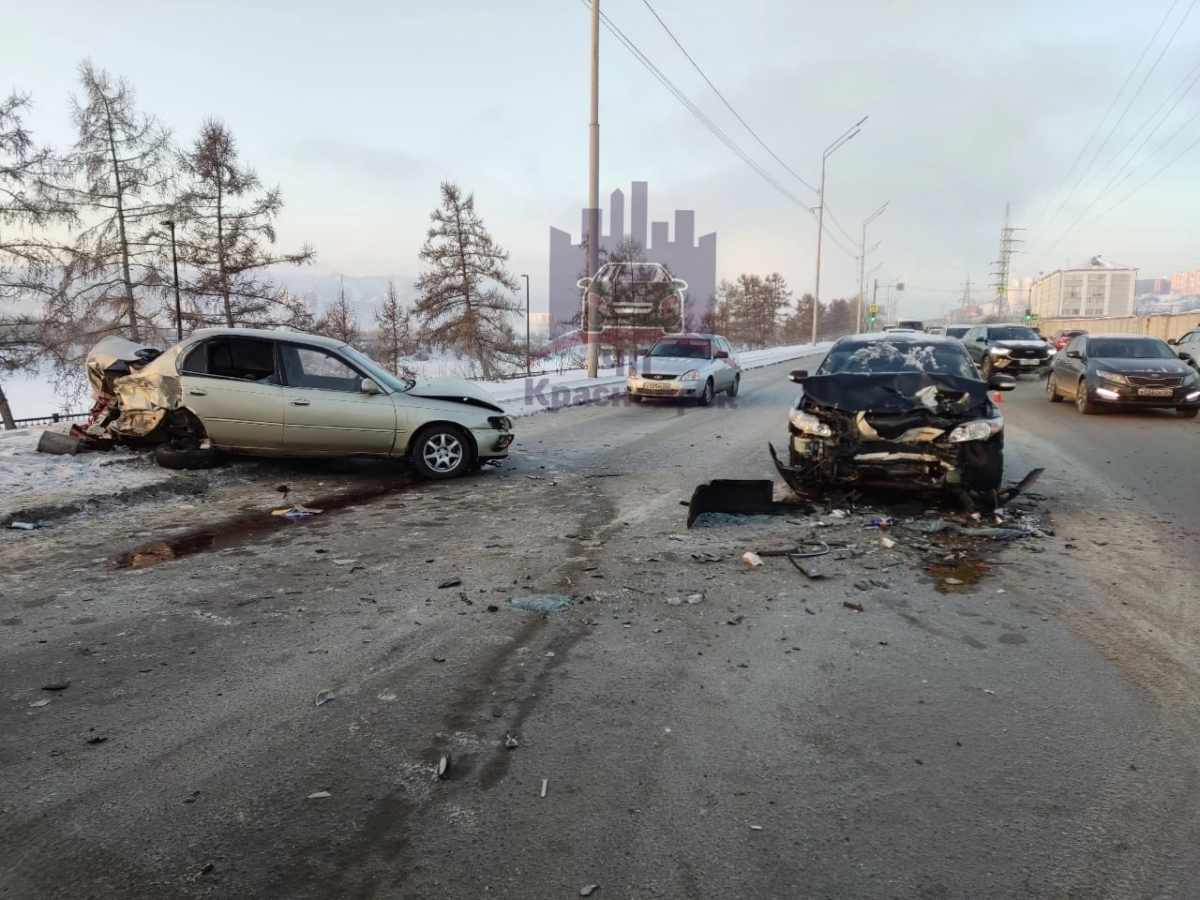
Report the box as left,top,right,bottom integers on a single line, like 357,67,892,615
315,690,335,706
742,552,764,568
507,594,576,613
306,791,332,799
271,504,323,518
580,886,600,897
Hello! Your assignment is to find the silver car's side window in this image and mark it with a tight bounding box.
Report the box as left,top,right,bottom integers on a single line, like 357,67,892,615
282,345,364,393
182,338,280,384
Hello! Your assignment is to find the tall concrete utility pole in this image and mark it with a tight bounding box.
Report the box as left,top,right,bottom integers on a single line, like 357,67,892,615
990,203,1024,321
585,0,601,378
811,116,867,344
857,201,888,332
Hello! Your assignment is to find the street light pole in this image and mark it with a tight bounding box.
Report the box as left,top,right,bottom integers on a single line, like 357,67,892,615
811,116,867,344
857,201,888,332
522,274,531,376
161,220,182,341
585,0,601,378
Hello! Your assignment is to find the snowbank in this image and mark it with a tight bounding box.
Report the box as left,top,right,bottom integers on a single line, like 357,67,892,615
0,426,174,523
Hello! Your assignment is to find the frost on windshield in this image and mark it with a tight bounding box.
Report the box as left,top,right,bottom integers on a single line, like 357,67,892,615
832,342,973,378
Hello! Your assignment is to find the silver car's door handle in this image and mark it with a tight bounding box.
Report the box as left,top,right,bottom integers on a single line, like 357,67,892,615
187,389,207,397
290,399,311,406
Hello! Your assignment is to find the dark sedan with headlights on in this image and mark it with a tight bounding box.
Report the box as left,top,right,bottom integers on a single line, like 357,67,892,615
1046,333,1200,417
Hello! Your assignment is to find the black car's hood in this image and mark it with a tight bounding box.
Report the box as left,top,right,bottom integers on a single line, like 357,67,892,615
1088,358,1192,376
801,372,991,416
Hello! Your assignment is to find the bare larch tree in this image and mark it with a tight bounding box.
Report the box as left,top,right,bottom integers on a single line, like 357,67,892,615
414,182,520,378
49,61,175,343
173,118,314,328
315,279,361,347
374,279,414,375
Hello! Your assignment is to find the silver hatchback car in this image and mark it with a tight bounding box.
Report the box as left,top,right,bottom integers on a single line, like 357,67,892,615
626,333,742,406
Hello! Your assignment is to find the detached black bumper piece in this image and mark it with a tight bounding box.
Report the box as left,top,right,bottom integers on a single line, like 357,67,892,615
686,478,813,527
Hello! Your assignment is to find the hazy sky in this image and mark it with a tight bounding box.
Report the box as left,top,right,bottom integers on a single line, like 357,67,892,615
8,0,1200,319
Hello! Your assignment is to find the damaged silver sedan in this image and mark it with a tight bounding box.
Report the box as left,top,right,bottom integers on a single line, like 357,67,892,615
771,333,1016,500
82,328,514,479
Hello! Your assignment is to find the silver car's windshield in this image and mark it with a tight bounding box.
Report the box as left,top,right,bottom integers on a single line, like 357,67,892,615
648,339,712,359
340,346,414,392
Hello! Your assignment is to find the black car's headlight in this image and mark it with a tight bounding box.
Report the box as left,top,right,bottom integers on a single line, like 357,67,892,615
488,416,512,431
1095,370,1129,385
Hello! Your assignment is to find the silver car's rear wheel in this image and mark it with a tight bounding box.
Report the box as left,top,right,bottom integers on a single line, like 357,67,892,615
413,426,470,479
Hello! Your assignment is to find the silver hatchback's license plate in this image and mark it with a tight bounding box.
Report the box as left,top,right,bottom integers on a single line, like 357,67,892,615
1138,388,1172,397
644,382,673,391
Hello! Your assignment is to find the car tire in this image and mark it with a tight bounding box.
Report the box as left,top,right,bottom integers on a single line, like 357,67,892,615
1176,407,1199,418
1046,374,1064,402
1076,380,1098,415
728,376,740,398
696,379,714,407
154,442,222,471
412,425,472,479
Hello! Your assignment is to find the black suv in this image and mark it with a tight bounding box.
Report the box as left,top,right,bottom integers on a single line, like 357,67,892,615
962,324,1055,378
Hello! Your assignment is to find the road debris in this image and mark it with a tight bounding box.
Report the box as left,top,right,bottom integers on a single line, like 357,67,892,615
580,886,600,897
843,601,864,612
306,791,332,799
727,615,745,625
686,592,705,604
438,577,462,589
8,521,39,530
880,537,896,549
86,735,108,745
687,479,813,527
315,690,336,706
505,733,519,749
436,755,452,780
750,825,764,831
741,552,764,568
691,552,724,563
508,594,575,613
271,503,323,518
541,778,548,798
29,699,51,708
191,862,215,882
42,681,70,691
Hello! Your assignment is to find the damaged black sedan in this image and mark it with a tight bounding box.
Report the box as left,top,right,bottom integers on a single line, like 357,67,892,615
771,333,1016,499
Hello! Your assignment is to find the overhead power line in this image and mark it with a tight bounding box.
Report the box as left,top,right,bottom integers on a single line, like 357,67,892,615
638,0,818,194
578,0,859,259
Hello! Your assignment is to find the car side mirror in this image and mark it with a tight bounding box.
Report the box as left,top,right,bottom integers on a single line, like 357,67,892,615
1180,351,1194,361
1065,350,1082,359
714,350,729,359
975,336,987,342
1167,338,1177,345
987,373,1017,392
361,378,383,395
789,369,808,383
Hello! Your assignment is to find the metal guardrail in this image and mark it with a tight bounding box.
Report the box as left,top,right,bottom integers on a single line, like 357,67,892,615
8,411,89,429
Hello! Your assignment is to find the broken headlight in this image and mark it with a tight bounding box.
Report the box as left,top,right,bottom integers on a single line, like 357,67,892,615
488,416,513,431
788,409,832,438
945,420,1002,443
1095,370,1129,385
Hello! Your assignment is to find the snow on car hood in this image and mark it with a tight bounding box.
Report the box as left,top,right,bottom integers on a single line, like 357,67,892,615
800,372,991,416
1089,358,1192,375
638,356,708,376
405,377,505,412
993,340,1049,350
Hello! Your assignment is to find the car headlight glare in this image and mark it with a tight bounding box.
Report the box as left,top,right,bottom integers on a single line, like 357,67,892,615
989,347,1011,356
1096,369,1129,385
946,420,1001,443
789,409,832,438
679,368,700,381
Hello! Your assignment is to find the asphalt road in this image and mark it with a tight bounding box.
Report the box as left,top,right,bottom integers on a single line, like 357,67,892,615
2,356,1199,900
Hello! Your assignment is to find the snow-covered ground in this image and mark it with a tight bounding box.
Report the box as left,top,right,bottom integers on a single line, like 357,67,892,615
0,342,827,522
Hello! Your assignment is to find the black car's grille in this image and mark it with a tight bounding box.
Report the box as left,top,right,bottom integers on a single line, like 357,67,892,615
1127,375,1183,387
1007,347,1047,359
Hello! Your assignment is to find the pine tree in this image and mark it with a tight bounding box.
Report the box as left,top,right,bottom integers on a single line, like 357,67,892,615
414,182,519,378
374,279,414,375
315,279,361,347
51,61,175,342
173,118,314,328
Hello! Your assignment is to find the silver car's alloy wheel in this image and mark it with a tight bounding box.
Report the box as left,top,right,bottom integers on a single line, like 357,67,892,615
422,432,464,473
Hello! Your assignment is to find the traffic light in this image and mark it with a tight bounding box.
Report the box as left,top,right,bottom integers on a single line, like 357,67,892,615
868,313,876,325
1023,308,1032,322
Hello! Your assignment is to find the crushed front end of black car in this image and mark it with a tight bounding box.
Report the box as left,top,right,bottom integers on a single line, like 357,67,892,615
771,372,1005,496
